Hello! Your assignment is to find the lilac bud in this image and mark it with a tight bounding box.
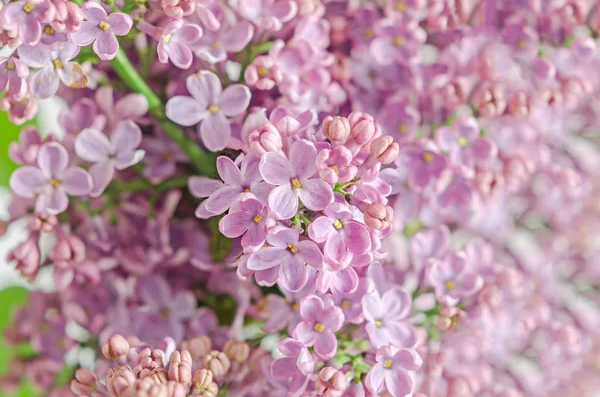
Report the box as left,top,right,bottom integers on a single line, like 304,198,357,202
192,369,219,396
223,340,250,363
370,136,399,164
53,234,86,269
203,351,230,377
167,351,192,384
102,334,130,360
364,203,393,230
166,381,186,397
247,123,283,156
315,367,348,396
322,116,350,142
7,237,40,280
106,366,136,397
29,212,58,232
181,336,211,361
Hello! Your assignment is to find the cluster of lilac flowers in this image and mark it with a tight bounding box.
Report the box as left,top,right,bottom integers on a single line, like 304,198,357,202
1,0,600,396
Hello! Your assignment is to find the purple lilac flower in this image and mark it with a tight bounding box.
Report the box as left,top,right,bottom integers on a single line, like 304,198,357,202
259,140,333,219
364,346,422,397
292,294,344,360
74,120,145,197
308,202,371,263
95,86,148,129
378,96,420,143
68,2,132,60
189,154,271,218
0,0,55,46
315,264,358,295
315,146,357,185
0,56,29,100
17,42,87,98
191,19,253,64
369,18,426,66
396,141,447,191
237,0,297,32
409,225,451,271
138,19,202,69
141,131,188,184
361,286,416,349
218,197,273,247
270,338,314,396
10,142,92,215
9,126,43,165
58,97,106,136
331,278,368,324
427,250,484,306
247,227,323,292
166,71,251,151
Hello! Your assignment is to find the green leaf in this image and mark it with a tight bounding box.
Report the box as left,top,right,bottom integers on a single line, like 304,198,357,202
0,109,22,187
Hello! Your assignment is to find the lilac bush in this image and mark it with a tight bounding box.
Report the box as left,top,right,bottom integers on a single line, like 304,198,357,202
0,0,599,397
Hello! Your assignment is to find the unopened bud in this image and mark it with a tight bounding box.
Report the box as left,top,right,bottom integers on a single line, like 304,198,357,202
192,369,218,397
315,367,348,396
102,334,130,360
364,203,393,230
322,116,350,142
203,351,230,377
370,136,399,164
181,336,211,361
70,368,97,396
106,366,136,397
223,340,250,363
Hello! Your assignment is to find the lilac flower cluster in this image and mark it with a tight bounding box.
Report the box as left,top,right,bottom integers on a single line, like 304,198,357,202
1,0,600,397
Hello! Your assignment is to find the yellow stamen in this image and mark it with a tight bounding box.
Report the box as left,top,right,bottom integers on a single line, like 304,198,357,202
208,105,219,114
212,42,220,50
445,280,456,290
395,1,405,11
422,151,433,163
6,61,15,70
363,28,374,39
49,178,60,187
333,219,343,230
375,320,383,327
52,58,63,69
517,40,527,49
244,187,251,192
287,243,297,253
262,243,269,248
98,20,110,31
394,36,405,47
164,33,172,43
291,301,300,311
457,137,469,147
253,214,263,223
330,165,339,175
22,3,34,13
341,300,351,309
257,65,267,77
44,26,55,35
398,124,408,134
383,358,393,369
313,323,325,333
291,178,301,189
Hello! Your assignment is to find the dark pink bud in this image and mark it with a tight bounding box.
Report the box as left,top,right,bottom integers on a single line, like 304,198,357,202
106,366,136,397
370,136,399,164
53,234,86,268
102,334,130,360
322,116,350,142
167,351,192,384
315,367,348,396
364,203,393,230
7,237,40,280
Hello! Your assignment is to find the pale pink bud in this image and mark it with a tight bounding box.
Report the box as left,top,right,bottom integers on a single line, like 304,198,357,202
123,378,168,397
29,213,58,232
203,351,230,377
168,351,192,384
247,123,283,156
106,366,136,397
102,334,130,360
315,367,348,396
135,348,165,379
70,368,97,396
370,136,399,164
53,234,86,268
166,381,186,397
192,369,213,389
223,340,250,363
322,116,350,142
181,336,211,361
364,203,393,230
148,368,169,385
7,237,40,280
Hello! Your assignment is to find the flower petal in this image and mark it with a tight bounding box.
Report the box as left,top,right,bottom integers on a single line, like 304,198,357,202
298,179,332,211
166,96,207,126
88,161,114,197
199,112,230,152
279,257,309,292
74,128,111,162
61,167,93,196
218,211,252,238
247,247,284,270
290,140,317,180
203,185,240,214
106,12,133,36
38,143,69,179
187,70,221,105
218,85,251,117
259,152,293,185
216,156,242,186
268,184,298,220
93,31,119,60
10,166,47,198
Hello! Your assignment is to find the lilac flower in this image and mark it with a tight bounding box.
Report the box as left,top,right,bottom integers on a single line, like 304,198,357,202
270,338,314,396
247,227,323,292
331,279,368,324
308,202,371,263
292,295,344,360
0,91,37,124
361,286,416,349
17,42,87,99
68,2,132,61
10,142,92,215
9,126,43,165
237,0,297,32
74,120,145,197
378,96,420,143
138,19,202,69
58,97,106,136
396,142,447,191
435,117,497,171
259,140,333,219
95,86,148,130
134,275,196,343
0,0,55,46
218,198,273,247
141,131,188,184
315,264,358,295
192,20,253,64
315,146,357,185
427,251,484,306
369,19,426,66
244,55,282,90
166,71,251,151
409,225,450,271
0,56,29,100
189,154,271,218
365,346,422,397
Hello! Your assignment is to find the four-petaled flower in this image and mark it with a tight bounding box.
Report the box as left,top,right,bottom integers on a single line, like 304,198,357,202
427,250,484,306
218,197,273,247
0,0,55,46
365,346,422,397
270,338,314,396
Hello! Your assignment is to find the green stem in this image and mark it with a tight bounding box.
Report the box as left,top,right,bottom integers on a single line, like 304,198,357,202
109,49,217,177
108,175,189,194
298,214,311,226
